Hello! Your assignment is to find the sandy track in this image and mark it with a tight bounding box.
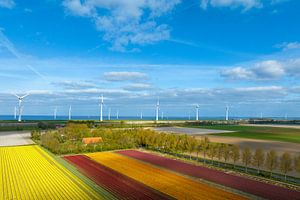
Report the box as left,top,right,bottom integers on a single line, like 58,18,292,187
152,127,234,135
0,131,34,146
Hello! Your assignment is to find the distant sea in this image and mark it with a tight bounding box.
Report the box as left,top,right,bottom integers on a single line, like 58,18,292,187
0,115,299,121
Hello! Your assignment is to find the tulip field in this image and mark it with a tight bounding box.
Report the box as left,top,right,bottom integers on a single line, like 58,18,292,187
0,145,102,200
65,152,247,200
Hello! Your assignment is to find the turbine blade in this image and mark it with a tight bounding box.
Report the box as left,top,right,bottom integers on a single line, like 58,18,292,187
13,94,20,98
21,93,30,99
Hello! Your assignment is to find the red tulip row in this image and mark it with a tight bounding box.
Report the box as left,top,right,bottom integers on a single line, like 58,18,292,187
117,150,300,200
64,155,173,200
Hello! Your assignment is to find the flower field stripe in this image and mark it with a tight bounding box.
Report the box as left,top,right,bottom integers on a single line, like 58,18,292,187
117,150,300,200
64,155,174,200
0,145,103,200
87,152,247,200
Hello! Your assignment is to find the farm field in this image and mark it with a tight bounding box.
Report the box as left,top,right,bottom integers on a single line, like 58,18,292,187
0,145,103,200
185,125,300,143
118,150,300,200
64,155,173,200
85,152,247,200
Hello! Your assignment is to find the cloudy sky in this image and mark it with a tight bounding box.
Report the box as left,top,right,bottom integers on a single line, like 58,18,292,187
0,0,300,118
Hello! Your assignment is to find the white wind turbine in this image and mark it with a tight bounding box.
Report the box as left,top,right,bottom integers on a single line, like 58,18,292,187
100,95,104,122
13,94,29,122
68,105,72,120
14,106,17,120
196,104,199,121
116,109,119,120
108,107,111,120
140,110,143,120
54,107,57,120
225,105,229,121
156,98,160,121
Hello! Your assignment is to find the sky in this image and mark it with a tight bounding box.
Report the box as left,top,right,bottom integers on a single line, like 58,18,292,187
0,0,300,118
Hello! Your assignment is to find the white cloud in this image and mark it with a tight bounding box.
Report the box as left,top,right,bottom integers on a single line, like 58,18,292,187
221,60,285,80
0,0,15,9
252,60,285,79
200,0,262,10
103,71,149,82
63,0,180,51
221,66,255,79
275,42,300,51
123,83,153,91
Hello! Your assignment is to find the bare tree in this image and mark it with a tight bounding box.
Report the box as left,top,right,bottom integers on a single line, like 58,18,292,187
195,140,202,161
216,143,223,166
265,150,278,178
208,143,217,164
230,145,240,169
280,152,293,181
253,148,265,174
222,144,230,167
242,147,252,173
201,136,210,163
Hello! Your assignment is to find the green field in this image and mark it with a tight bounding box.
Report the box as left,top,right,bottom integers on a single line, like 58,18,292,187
186,125,300,143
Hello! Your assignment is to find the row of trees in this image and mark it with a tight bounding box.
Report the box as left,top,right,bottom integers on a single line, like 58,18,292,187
36,124,300,180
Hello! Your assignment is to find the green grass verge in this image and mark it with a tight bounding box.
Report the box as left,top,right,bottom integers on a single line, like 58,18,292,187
185,125,300,143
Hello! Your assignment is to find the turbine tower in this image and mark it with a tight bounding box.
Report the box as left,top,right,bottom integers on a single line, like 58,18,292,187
225,105,229,121
100,94,104,122
108,108,111,120
68,105,72,120
14,106,17,120
140,110,143,120
116,110,119,120
196,104,199,121
54,107,57,120
13,94,29,122
156,98,160,121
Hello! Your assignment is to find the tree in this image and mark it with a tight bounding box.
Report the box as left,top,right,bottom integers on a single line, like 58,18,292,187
222,144,230,166
201,136,210,163
280,152,293,181
242,147,252,173
265,150,278,178
187,136,197,160
216,143,224,166
230,145,240,169
195,140,202,161
208,143,217,164
295,155,300,176
252,148,265,174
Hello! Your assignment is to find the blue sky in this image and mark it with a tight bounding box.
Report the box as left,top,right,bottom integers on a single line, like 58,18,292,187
0,0,300,118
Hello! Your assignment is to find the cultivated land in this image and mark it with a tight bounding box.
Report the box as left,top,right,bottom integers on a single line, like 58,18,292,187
185,125,300,144
0,145,102,199
84,152,247,200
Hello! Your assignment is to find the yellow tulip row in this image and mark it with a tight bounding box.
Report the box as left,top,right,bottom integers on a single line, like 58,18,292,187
0,145,102,200
87,152,247,200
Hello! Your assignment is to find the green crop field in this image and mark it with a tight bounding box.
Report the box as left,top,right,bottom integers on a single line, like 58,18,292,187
185,125,300,144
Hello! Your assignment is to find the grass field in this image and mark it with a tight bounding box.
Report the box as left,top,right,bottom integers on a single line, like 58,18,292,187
185,125,300,143
0,145,102,200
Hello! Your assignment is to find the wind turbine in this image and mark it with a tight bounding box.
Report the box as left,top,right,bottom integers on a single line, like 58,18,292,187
99,94,104,122
13,94,29,122
156,98,160,121
161,111,164,120
116,109,119,120
14,106,17,120
225,105,229,121
108,108,111,120
68,105,72,120
140,110,143,120
54,107,57,120
196,104,199,121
